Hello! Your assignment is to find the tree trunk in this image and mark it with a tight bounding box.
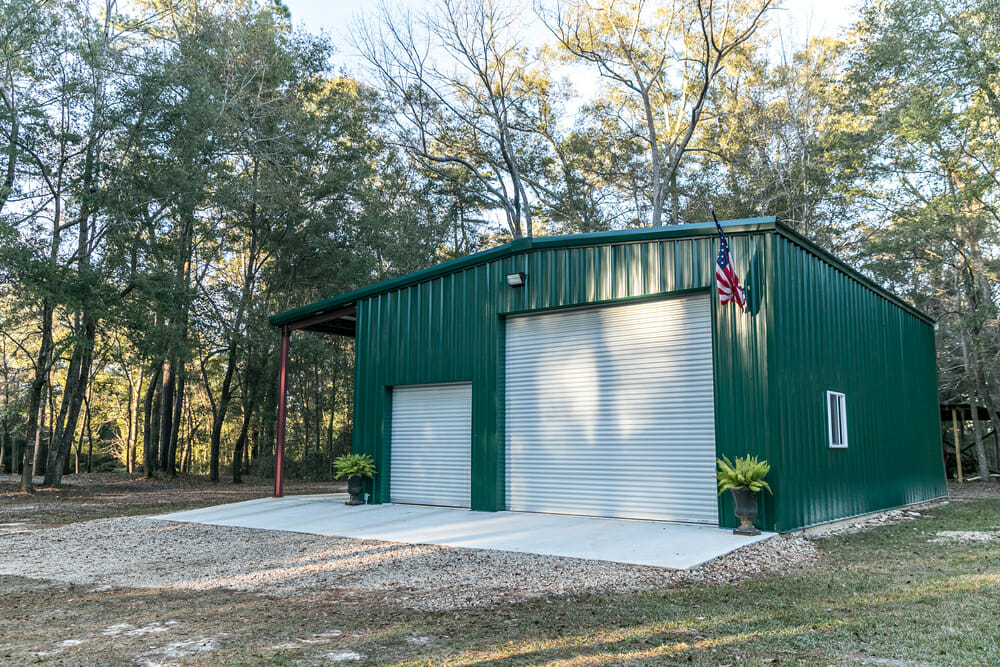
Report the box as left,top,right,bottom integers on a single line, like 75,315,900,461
232,402,254,484
75,424,81,475
127,374,140,474
260,376,277,467
45,317,96,487
670,170,679,226
641,85,663,228
21,400,45,493
142,363,162,477
74,394,89,475
21,302,54,492
960,325,999,484
158,361,174,472
35,380,55,474
84,388,95,473
0,94,17,214
313,363,323,454
45,334,83,480
976,390,1000,484
166,367,184,477
244,435,251,475
209,345,238,482
180,433,192,474
970,399,991,482
301,370,310,456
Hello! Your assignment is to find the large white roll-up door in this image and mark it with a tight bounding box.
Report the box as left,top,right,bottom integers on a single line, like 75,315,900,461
390,383,472,508
505,295,718,524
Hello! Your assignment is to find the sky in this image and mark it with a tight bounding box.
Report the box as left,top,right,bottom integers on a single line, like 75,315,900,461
280,0,861,73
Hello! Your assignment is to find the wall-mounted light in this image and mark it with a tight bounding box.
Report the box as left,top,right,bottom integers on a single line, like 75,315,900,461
505,272,527,288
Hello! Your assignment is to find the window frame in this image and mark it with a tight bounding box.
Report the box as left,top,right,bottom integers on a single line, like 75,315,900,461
827,390,848,449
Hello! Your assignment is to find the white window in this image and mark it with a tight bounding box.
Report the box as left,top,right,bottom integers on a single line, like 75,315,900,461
827,391,848,449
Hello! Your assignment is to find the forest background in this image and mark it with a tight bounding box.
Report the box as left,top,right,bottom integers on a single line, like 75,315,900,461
1,0,997,491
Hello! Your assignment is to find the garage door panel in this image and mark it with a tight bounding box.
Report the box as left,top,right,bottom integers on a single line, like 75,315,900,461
390,383,471,508
512,323,713,341
505,296,718,524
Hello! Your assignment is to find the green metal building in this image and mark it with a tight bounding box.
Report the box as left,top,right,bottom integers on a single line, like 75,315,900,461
270,217,946,532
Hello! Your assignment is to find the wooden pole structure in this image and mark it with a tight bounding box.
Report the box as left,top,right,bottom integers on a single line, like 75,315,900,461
275,325,290,498
952,408,963,483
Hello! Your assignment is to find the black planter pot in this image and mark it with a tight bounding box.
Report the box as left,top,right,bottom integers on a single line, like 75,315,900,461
731,487,761,536
346,474,365,506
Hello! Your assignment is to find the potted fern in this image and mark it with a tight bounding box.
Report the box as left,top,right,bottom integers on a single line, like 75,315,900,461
334,454,376,506
716,455,772,536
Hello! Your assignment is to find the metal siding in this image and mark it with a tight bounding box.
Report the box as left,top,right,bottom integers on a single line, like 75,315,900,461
598,245,614,300
660,241,676,292
355,228,954,532
765,237,946,531
505,296,718,523
712,232,776,530
390,383,472,507
676,240,695,290
353,233,770,512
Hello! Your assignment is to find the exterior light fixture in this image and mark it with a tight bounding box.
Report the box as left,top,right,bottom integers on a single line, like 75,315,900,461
505,272,526,288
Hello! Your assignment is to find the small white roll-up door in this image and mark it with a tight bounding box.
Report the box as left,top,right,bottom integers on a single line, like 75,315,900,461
390,383,472,508
505,295,718,524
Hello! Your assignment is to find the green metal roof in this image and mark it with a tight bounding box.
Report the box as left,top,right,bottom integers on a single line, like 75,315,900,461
269,216,933,327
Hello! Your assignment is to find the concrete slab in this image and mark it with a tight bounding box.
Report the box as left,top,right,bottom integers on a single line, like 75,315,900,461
154,495,773,569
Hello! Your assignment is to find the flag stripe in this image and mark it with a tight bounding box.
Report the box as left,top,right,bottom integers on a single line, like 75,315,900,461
714,217,746,311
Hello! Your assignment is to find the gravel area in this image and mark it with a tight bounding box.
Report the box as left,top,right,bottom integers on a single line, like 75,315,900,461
802,507,937,537
1,516,820,611
929,530,1000,543
7,474,991,613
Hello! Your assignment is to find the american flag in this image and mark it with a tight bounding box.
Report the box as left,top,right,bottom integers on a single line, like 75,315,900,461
713,211,746,311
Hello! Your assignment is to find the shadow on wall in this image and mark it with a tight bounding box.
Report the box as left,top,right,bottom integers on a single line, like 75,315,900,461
506,297,716,522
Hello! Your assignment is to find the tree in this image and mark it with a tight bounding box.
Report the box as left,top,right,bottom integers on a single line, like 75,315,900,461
42,0,122,488
543,0,774,226
354,0,544,239
0,0,87,491
846,0,1000,481
681,35,857,248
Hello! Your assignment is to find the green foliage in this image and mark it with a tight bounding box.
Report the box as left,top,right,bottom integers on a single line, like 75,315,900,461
293,451,334,482
333,453,375,480
2,0,998,489
716,455,772,495
247,453,275,479
88,453,123,474
844,0,1000,484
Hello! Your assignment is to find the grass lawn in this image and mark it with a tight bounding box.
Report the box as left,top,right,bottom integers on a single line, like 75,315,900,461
1,477,998,665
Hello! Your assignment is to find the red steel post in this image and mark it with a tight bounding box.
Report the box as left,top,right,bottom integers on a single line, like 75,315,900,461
274,325,290,497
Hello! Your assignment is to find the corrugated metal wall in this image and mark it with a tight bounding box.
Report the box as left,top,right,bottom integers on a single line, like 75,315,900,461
351,227,945,530
353,234,768,515
712,232,776,530
762,236,946,531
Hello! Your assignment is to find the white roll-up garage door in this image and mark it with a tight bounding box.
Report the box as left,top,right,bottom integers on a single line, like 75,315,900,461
505,295,718,523
390,383,472,508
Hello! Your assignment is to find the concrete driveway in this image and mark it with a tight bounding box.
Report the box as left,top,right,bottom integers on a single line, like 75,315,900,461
156,494,773,569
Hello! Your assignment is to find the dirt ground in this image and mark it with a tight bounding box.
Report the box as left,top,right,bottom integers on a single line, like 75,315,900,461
1,474,997,665
0,472,345,527
948,478,1000,499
